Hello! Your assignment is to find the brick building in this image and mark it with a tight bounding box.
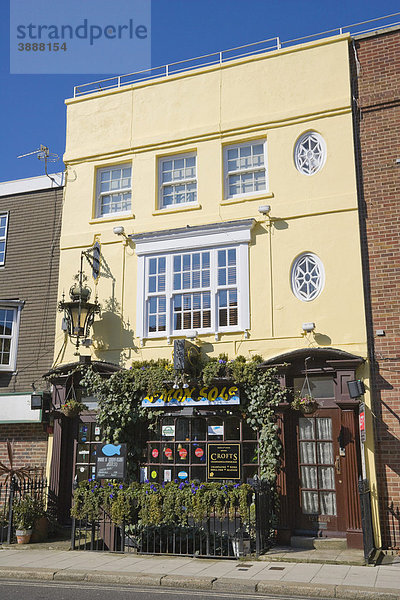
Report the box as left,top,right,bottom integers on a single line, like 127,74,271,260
0,174,63,475
351,26,400,549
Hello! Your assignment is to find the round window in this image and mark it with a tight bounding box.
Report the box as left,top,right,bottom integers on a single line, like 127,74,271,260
291,253,325,302
294,131,326,175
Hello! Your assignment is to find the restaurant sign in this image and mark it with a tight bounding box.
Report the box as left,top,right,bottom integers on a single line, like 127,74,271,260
142,384,240,407
207,443,241,480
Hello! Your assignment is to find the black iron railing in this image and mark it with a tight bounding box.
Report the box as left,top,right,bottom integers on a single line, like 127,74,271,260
72,484,272,558
0,475,48,544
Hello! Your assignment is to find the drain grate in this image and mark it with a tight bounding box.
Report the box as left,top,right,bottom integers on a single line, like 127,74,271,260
269,566,285,570
236,563,252,568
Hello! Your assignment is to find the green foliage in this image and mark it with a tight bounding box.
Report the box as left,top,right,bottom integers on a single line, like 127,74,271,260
71,479,253,526
13,495,45,530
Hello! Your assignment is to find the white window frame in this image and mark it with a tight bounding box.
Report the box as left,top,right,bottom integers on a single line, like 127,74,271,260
95,163,132,218
134,222,253,340
0,300,23,372
0,212,9,266
291,252,325,302
158,152,197,209
223,139,268,200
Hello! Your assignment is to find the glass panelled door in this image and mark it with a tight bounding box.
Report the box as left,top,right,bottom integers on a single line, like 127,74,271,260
296,410,345,535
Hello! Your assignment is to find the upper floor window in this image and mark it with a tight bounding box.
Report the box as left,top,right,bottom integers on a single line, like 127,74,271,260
294,132,326,176
0,302,22,372
96,164,131,217
224,140,267,199
0,213,9,266
159,153,197,208
291,252,325,302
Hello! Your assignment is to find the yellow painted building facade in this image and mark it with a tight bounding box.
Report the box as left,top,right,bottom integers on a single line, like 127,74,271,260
54,34,379,547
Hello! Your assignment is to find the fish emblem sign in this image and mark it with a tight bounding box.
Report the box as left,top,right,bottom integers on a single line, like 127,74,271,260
101,444,122,457
96,443,127,480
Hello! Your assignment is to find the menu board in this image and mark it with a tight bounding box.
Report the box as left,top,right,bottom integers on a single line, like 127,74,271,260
207,443,241,480
95,443,127,480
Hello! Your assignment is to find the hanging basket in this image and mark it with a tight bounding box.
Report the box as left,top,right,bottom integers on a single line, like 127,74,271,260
61,400,87,418
291,393,319,414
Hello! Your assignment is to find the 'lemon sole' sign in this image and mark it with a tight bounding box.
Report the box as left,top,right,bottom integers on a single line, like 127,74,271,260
142,385,240,407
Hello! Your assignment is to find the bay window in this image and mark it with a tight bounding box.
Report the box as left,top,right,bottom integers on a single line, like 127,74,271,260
133,220,253,341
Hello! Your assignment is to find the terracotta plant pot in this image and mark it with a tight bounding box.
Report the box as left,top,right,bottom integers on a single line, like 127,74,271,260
16,529,32,544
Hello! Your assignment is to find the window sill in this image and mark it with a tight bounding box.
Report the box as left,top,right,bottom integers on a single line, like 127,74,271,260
152,203,202,216
142,328,245,342
89,214,135,225
221,191,274,206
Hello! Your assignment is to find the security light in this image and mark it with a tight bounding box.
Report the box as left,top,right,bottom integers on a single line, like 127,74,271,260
258,205,271,215
113,225,125,235
302,322,315,333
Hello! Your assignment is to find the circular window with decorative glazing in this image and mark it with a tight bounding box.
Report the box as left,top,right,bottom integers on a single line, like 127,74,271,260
291,252,325,302
294,131,326,176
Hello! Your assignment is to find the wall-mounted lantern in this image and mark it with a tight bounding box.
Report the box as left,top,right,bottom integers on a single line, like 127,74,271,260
58,250,101,355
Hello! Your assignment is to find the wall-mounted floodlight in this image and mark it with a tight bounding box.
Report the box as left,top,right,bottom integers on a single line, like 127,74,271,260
113,225,130,243
302,322,315,333
258,205,271,215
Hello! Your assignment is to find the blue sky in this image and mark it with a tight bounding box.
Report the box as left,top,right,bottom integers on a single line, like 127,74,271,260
1,1,399,182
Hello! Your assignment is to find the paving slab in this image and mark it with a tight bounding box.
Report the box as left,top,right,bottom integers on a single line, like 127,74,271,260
281,562,322,581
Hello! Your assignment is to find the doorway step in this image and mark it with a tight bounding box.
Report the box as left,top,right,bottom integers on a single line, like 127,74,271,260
290,536,347,550
259,537,365,565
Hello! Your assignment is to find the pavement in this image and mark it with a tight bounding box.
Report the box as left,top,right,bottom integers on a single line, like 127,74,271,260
0,544,399,599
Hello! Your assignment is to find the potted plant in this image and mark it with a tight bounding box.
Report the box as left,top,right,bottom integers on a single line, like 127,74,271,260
13,495,45,544
291,392,319,414
61,399,88,418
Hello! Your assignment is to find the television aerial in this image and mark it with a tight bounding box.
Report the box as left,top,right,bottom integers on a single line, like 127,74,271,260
17,144,60,184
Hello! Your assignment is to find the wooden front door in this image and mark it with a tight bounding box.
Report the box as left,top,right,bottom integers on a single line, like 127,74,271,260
295,409,347,536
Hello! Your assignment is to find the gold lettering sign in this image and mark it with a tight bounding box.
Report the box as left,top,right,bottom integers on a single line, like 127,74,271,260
142,385,240,407
207,443,241,481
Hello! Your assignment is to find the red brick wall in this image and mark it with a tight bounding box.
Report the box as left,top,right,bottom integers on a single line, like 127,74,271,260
351,28,400,548
0,424,48,478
